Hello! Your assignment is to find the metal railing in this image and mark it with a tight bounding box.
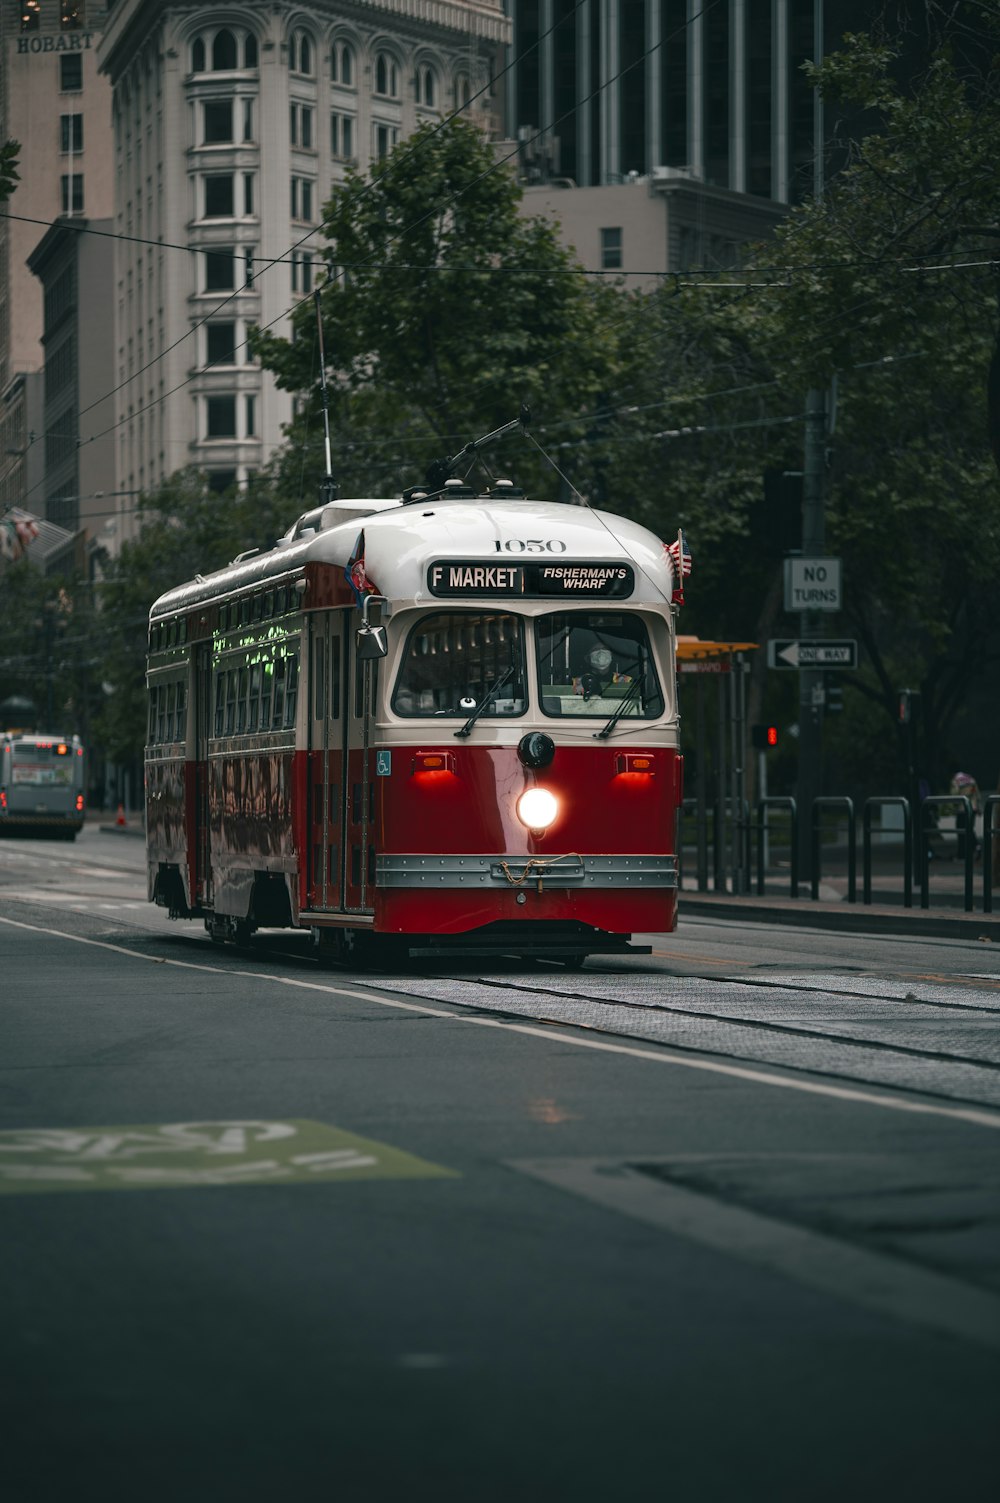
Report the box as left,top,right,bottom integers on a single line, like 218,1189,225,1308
862,797,912,908
919,795,974,912
984,795,1000,914
755,797,798,898
811,797,856,904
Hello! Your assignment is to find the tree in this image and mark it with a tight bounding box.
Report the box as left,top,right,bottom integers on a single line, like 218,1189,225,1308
744,24,1000,789
253,118,620,501
92,470,292,767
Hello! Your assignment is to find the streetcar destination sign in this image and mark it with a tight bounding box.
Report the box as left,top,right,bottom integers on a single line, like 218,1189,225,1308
428,560,634,598
768,639,858,669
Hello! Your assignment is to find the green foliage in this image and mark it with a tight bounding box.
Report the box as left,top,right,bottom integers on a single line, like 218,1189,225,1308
253,118,619,499
92,470,294,764
0,139,19,203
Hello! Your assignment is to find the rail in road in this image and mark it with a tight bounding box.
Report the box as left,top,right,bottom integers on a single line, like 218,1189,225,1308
2,830,1000,1117
3,828,1000,1499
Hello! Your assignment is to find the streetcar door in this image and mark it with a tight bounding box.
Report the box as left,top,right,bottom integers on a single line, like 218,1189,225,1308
306,614,344,911
194,643,213,905
343,611,381,915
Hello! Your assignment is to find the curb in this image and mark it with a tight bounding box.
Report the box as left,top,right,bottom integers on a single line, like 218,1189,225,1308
680,894,1000,943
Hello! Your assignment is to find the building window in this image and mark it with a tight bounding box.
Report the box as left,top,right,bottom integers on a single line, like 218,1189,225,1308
291,255,313,295
206,395,237,438
60,114,83,153
61,3,83,28
290,104,314,150
375,53,398,98
204,248,234,291
244,250,254,288
245,395,256,437
59,54,82,92
331,112,354,160
60,173,84,213
207,323,237,365
243,173,254,216
208,470,237,495
375,124,398,160
289,30,314,76
21,2,41,31
244,34,258,70
417,67,437,108
331,43,354,87
192,37,205,72
290,177,314,222
204,174,234,218
203,100,233,144
600,226,622,270
212,30,238,71
242,100,254,143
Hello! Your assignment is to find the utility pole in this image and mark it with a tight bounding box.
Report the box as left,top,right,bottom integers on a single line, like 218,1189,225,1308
796,387,827,881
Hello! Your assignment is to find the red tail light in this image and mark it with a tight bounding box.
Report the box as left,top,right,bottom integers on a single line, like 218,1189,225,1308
412,752,456,775
76,794,85,812
615,754,655,775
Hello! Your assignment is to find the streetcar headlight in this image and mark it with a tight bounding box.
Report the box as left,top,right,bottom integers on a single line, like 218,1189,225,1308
516,788,559,830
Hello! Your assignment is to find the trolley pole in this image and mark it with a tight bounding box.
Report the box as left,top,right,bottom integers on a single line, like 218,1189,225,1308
796,387,827,883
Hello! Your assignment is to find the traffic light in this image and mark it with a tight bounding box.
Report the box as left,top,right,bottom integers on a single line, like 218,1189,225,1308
826,677,844,714
752,723,779,750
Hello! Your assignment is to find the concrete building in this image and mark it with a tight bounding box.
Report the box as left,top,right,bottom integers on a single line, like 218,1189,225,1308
27,216,116,546
96,0,509,543
523,166,787,290
0,2,115,524
505,0,870,201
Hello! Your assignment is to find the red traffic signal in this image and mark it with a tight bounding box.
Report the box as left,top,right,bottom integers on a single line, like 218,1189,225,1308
751,724,779,751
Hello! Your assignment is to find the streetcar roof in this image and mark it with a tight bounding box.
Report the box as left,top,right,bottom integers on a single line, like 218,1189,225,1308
149,494,675,619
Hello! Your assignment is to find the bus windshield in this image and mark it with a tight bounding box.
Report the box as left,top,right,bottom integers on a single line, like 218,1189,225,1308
536,612,664,719
392,612,527,718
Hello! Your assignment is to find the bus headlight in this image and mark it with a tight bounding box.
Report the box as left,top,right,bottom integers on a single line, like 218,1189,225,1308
516,787,559,830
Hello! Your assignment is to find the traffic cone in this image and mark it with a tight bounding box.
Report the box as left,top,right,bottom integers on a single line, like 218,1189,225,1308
116,803,126,827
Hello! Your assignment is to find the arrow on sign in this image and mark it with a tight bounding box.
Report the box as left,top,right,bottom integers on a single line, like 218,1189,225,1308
768,639,858,669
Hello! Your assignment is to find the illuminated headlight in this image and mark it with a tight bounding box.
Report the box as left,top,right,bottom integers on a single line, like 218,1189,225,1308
516,787,560,830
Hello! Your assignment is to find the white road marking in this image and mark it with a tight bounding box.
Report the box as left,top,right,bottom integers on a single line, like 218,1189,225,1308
3,914,1000,1131
511,1157,1000,1353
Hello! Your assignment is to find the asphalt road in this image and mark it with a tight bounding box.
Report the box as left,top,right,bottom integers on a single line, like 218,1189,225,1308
2,828,999,1502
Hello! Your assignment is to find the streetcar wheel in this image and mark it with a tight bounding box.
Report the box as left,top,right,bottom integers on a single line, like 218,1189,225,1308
233,919,253,949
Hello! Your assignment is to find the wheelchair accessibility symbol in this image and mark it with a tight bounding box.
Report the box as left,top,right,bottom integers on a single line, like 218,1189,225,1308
376,750,392,776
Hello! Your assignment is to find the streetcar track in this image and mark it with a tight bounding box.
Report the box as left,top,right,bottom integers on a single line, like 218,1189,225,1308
413,973,1000,1073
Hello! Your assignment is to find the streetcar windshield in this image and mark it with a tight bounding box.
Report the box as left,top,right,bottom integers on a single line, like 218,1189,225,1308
535,612,664,719
392,612,527,718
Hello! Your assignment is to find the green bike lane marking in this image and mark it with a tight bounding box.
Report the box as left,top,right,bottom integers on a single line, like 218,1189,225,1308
0,1119,457,1195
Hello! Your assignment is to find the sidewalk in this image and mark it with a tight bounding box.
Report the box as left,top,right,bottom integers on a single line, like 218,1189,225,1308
680,876,1000,942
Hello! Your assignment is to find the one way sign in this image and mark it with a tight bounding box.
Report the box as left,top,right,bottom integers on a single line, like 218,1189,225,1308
768,639,858,669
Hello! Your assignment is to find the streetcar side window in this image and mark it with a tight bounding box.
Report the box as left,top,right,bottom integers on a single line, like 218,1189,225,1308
535,612,664,720
392,612,527,718
284,652,299,728
148,687,158,744
314,637,325,721
225,669,239,734
331,634,341,719
156,686,166,743
237,668,248,733
248,661,262,731
165,682,176,741
261,656,273,728
272,656,286,727
176,682,188,741
214,673,225,736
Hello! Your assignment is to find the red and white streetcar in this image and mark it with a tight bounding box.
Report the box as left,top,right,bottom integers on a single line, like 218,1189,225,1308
146,435,685,964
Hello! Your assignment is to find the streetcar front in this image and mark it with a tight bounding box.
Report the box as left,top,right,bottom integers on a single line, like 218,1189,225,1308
361,494,682,961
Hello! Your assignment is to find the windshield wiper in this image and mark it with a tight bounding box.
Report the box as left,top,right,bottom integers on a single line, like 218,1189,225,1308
454,662,517,738
594,676,644,739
